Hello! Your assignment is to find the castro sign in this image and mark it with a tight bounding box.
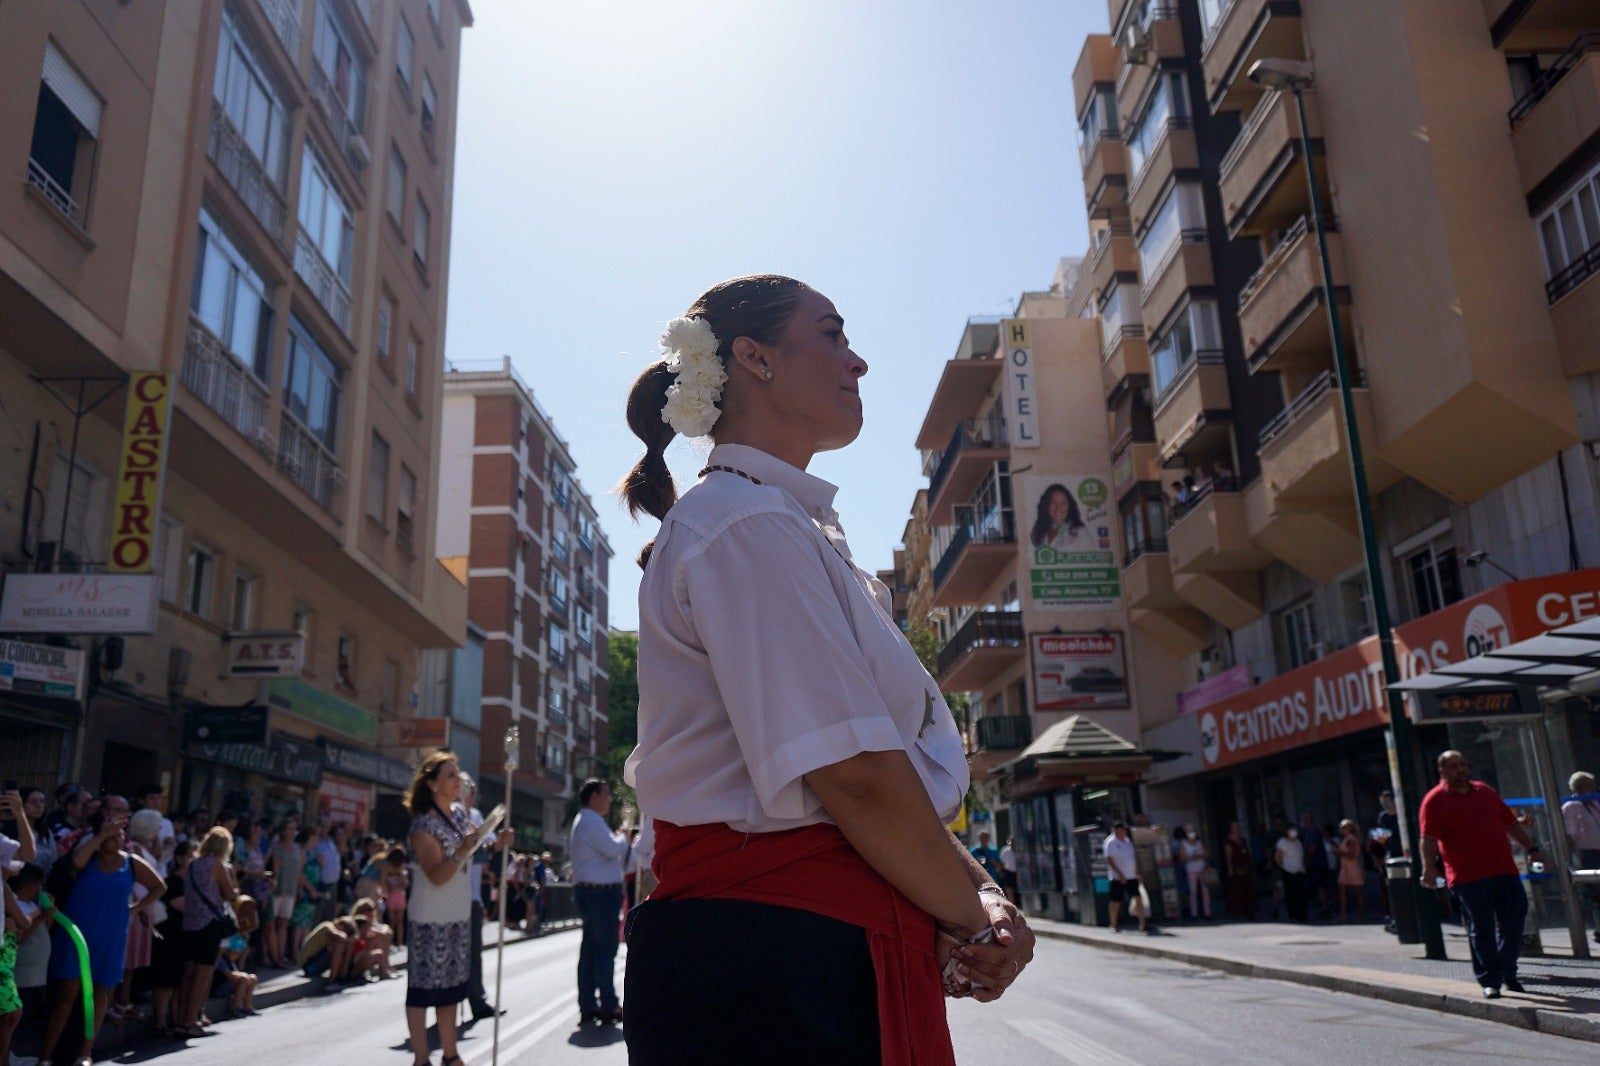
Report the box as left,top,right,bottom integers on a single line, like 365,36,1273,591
108,372,173,573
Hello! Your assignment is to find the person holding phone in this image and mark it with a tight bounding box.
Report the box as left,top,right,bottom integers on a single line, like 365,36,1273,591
0,788,36,870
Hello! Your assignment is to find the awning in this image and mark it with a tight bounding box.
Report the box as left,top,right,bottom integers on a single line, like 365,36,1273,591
1389,616,1600,695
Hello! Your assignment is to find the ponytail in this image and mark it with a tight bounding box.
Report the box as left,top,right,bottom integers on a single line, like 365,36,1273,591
619,360,678,567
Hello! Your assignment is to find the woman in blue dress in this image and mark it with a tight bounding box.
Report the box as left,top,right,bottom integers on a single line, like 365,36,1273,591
37,797,164,1066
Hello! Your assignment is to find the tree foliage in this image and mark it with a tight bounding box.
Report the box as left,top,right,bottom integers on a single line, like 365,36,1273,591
606,630,640,807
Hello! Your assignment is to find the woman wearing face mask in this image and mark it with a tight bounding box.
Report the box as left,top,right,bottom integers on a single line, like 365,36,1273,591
1274,822,1309,922
1178,826,1211,920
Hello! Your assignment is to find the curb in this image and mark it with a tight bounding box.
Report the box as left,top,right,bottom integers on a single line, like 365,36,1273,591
1032,925,1600,1045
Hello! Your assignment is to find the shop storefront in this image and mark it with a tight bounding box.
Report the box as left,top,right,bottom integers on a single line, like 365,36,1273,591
182,730,324,825
319,739,415,838
0,638,84,786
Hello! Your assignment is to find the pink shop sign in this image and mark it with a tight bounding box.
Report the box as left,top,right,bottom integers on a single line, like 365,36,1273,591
1177,663,1253,716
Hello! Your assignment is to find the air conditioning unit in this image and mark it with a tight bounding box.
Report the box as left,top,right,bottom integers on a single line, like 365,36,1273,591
1119,22,1151,65
254,425,277,456
348,133,371,170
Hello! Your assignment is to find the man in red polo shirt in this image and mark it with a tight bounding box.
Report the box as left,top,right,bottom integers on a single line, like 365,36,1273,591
1419,750,1544,999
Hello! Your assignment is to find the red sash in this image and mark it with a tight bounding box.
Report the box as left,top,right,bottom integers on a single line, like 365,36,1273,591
649,820,953,1066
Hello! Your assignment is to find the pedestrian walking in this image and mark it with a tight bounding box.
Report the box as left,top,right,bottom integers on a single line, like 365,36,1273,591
620,277,1034,1066
1179,825,1211,919
1274,823,1309,922
1562,771,1600,944
1223,821,1256,919
1369,790,1403,932
568,779,630,1025
1335,819,1364,921
998,837,1018,904
1420,750,1544,998
1105,822,1147,933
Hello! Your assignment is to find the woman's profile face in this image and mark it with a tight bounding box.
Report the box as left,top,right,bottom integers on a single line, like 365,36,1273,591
767,288,869,453
1047,490,1070,523
429,759,462,803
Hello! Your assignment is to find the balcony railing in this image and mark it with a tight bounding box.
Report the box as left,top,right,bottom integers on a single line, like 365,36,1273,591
1168,474,1241,528
976,715,1033,752
294,228,352,334
576,677,593,698
1258,370,1335,448
1123,535,1169,567
547,705,567,728
576,573,596,602
549,590,568,615
925,415,1008,502
1238,214,1342,313
309,62,367,173
936,610,1024,679
1509,32,1600,127
1219,88,1278,179
576,631,593,652
577,528,595,553
548,647,568,670
932,505,1015,590
277,413,342,511
257,0,301,60
551,538,570,564
1549,239,1600,304
25,158,83,226
182,315,273,450
208,100,290,251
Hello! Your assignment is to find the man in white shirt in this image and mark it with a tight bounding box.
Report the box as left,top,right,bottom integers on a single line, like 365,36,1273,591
999,836,1018,903
1563,771,1600,943
311,820,343,922
459,774,504,1020
1274,822,1309,922
569,779,630,1025
1103,822,1145,933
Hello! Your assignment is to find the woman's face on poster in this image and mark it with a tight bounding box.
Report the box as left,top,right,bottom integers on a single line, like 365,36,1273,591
1047,489,1070,523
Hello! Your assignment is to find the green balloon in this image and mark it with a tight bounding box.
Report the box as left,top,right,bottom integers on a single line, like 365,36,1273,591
39,891,96,1041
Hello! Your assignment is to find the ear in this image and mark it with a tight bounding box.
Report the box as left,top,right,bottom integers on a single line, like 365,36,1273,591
728,335,770,381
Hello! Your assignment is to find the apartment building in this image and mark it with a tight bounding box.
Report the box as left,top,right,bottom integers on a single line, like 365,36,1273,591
912,270,1188,917
0,0,473,832
438,358,613,850
1069,0,1600,942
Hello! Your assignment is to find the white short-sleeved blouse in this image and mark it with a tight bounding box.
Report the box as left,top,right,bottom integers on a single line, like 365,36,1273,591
625,443,969,833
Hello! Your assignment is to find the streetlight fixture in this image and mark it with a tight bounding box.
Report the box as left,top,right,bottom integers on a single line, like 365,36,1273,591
1247,57,1446,960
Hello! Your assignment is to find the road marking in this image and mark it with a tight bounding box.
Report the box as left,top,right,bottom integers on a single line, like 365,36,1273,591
463,956,626,1064
1007,1018,1144,1066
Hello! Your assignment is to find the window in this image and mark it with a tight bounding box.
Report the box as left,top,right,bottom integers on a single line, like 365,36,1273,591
376,292,394,363
395,17,415,90
576,606,593,648
386,145,406,226
1198,0,1228,38
427,0,443,32
413,196,431,267
1138,181,1206,278
367,431,389,522
1150,300,1222,397
337,633,356,689
1404,538,1463,618
1340,572,1375,644
380,658,399,712
29,45,100,226
397,466,416,550
193,208,273,379
312,0,365,127
186,545,216,619
1077,87,1118,163
231,569,256,631
158,517,185,603
283,316,342,450
405,333,419,396
214,11,289,185
547,682,567,725
292,603,312,635
420,75,437,146
548,623,568,666
40,453,105,567
551,526,570,564
298,151,354,284
548,569,568,611
1097,283,1139,352
1537,160,1600,301
1278,600,1319,670
1127,72,1189,178
575,512,595,551
1119,491,1167,561
542,739,566,772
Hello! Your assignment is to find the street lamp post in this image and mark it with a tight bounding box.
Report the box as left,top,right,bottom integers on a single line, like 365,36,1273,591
492,723,519,1065
1247,58,1446,960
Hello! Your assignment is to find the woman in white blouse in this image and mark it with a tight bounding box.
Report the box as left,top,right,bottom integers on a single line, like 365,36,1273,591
620,275,1034,1065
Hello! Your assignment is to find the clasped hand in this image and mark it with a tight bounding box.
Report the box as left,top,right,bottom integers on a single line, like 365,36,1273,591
937,894,1036,1003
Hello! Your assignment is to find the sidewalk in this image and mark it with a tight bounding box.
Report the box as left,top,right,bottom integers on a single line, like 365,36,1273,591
1030,914,1600,1044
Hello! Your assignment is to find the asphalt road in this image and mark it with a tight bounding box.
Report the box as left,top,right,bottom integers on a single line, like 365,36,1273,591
152,928,1592,1066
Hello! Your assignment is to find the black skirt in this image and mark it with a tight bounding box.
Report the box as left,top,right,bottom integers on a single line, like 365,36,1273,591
623,898,880,1066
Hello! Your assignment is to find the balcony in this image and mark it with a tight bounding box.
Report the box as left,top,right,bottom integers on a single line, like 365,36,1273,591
1238,216,1350,376
1141,240,1214,332
1083,136,1130,217
1550,243,1600,377
931,506,1016,608
1510,35,1600,197
1111,441,1161,500
1088,226,1141,305
1114,10,1185,124
181,315,273,452
1123,545,1210,654
1129,119,1199,231
293,229,352,334
1073,33,1119,112
1154,355,1230,466
576,572,596,603
1486,0,1596,50
976,715,1032,752
1201,0,1305,114
548,646,567,670
1101,325,1150,399
1218,88,1324,239
1258,371,1400,502
576,676,594,699
1245,466,1361,585
277,413,342,512
926,415,1008,524
207,100,290,252
24,158,83,228
1167,478,1269,627
936,610,1025,692
548,590,568,615
914,320,1005,458
256,0,301,61
309,62,370,176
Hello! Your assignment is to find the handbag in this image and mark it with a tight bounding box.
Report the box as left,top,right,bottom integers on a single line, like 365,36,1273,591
188,860,238,938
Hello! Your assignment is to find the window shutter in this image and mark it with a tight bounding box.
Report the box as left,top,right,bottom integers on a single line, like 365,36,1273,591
42,42,102,138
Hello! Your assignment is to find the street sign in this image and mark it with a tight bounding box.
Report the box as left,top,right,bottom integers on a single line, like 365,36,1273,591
394,717,450,747
185,703,269,745
1413,685,1539,723
224,631,305,677
0,573,160,634
0,638,87,701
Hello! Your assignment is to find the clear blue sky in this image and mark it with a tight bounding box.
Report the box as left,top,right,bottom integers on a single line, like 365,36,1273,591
444,0,1109,630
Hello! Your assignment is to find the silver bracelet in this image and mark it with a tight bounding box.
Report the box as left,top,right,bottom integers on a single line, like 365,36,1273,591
978,883,1006,895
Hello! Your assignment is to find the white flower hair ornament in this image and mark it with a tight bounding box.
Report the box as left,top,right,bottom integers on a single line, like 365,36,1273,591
659,316,727,438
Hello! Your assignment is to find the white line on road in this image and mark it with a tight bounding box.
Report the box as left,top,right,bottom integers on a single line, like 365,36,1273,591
462,956,626,1064
1006,1017,1145,1066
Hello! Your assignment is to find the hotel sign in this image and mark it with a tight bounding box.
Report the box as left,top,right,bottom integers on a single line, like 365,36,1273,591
1000,319,1039,449
0,638,87,701
0,573,160,634
108,372,174,573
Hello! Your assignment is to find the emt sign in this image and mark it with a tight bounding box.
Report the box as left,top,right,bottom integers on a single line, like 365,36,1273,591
107,372,173,573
